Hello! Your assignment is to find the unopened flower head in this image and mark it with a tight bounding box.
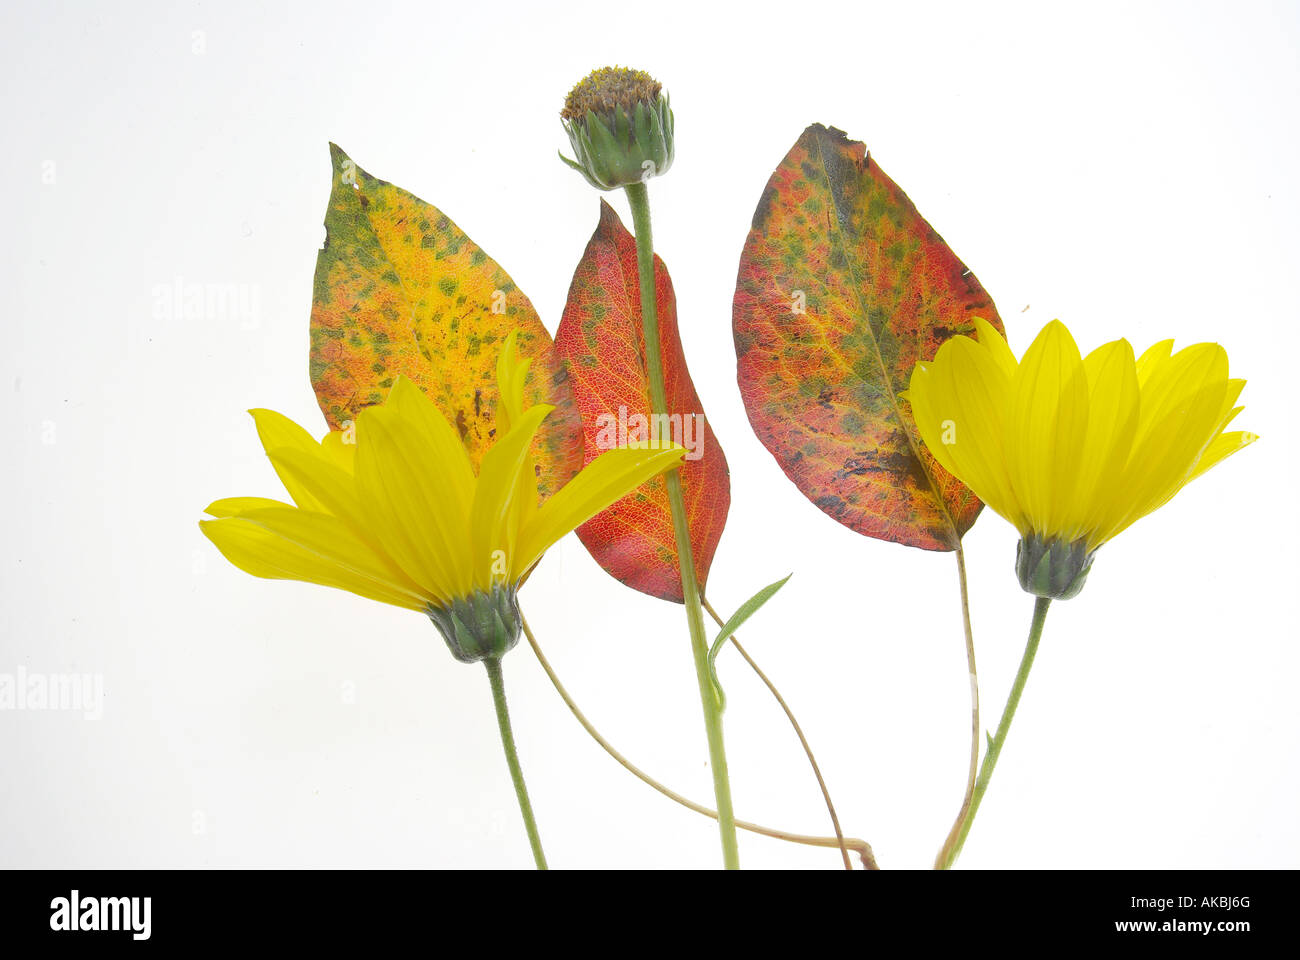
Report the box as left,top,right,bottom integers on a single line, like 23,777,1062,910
907,318,1256,600
201,331,684,661
559,66,674,190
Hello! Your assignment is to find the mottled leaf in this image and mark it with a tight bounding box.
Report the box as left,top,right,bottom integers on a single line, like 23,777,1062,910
555,200,730,602
310,144,582,499
733,124,1004,550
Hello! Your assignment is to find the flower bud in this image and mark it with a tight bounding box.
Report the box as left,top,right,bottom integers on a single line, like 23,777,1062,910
427,586,522,663
560,66,674,190
1015,535,1094,600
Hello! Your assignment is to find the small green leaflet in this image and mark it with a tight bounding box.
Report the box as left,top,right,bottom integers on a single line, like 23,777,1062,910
706,574,793,711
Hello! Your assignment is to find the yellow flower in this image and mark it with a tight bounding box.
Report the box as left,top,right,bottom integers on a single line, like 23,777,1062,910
907,318,1256,599
201,332,685,659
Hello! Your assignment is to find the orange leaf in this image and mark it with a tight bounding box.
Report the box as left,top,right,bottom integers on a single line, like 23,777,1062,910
555,200,730,602
309,144,582,500
733,125,1003,550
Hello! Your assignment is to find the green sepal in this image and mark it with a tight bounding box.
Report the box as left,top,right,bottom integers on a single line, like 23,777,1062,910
634,100,651,152
613,101,630,144
427,585,523,664
1015,535,1094,601
557,149,603,190
559,93,675,190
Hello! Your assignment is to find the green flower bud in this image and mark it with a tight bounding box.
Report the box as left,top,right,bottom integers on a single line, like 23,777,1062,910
559,66,674,191
1015,535,1094,600
427,586,522,663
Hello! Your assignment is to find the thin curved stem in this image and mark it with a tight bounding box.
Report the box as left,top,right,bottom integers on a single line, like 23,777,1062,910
484,657,547,870
934,542,980,869
623,179,739,869
939,596,1051,869
701,596,852,870
522,616,878,869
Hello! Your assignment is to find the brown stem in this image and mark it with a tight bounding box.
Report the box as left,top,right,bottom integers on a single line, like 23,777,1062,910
523,616,878,869
934,542,979,869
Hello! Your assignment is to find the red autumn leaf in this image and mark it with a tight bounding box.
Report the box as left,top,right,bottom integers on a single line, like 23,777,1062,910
733,124,1004,551
555,200,731,603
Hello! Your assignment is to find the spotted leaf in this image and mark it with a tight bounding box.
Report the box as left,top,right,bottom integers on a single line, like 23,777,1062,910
733,124,1003,550
310,143,582,499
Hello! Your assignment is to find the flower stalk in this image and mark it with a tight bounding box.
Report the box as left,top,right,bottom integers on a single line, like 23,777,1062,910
484,657,547,870
701,596,851,869
939,596,1051,869
624,180,740,869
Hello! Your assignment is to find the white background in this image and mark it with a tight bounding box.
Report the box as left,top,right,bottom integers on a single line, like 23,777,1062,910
2,0,1296,869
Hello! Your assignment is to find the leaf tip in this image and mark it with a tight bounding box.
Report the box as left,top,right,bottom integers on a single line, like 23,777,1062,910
597,196,620,229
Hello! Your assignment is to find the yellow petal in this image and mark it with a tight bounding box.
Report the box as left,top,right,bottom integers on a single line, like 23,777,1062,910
204,496,294,518
264,446,409,575
1217,405,1244,432
385,377,475,511
1069,339,1139,546
495,329,533,436
493,330,545,539
1132,343,1227,448
1187,430,1258,483
1119,383,1230,527
1005,320,1089,538
1135,339,1175,386
245,506,426,600
1101,345,1232,543
1214,380,1246,428
249,409,329,511
515,444,685,578
469,403,552,590
905,362,962,481
199,510,428,610
319,430,357,474
352,397,472,603
973,317,1017,379
911,335,1023,528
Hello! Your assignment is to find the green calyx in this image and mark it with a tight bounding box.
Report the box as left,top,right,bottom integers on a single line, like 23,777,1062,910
1015,535,1095,600
559,67,674,191
427,585,522,663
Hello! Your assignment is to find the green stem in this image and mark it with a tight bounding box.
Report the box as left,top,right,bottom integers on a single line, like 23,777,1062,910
484,657,547,870
940,596,1051,870
701,597,852,870
624,179,740,870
